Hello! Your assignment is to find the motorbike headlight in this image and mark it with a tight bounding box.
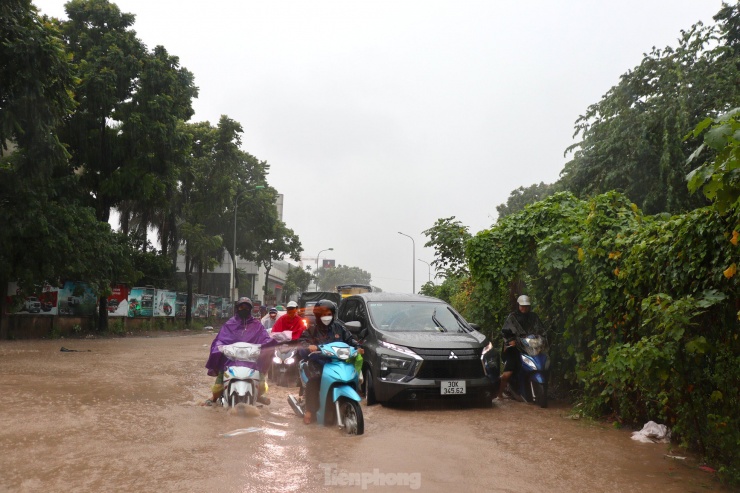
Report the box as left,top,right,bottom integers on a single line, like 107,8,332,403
272,356,282,364
284,357,295,365
335,347,351,360
521,355,537,370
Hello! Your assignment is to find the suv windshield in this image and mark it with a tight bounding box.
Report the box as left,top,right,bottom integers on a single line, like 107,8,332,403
367,302,470,332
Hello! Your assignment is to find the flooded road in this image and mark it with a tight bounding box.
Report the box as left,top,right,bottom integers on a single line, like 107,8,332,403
0,333,728,493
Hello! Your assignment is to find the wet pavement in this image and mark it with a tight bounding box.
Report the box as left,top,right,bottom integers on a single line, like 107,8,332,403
0,333,729,492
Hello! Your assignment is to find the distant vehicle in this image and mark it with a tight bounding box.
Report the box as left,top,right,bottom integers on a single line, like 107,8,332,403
338,292,499,407
337,284,373,298
23,297,41,314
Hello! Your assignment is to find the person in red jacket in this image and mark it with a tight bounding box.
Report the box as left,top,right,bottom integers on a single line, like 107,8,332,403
271,300,305,340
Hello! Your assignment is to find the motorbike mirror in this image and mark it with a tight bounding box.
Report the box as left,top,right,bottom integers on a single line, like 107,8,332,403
469,323,480,331
344,321,362,334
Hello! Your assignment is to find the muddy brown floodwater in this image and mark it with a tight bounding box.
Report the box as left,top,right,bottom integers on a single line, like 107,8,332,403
0,333,730,493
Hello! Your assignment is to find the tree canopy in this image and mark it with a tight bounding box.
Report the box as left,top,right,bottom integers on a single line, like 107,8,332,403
559,5,740,214
317,265,372,291
1,0,303,330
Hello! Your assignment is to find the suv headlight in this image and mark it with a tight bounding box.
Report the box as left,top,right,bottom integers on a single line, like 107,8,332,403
378,340,422,382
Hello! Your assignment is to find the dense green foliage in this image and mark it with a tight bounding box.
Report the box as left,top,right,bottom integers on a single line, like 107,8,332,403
1,0,303,330
687,108,740,213
428,4,740,483
495,182,559,220
560,4,740,215
422,217,471,278
282,266,314,300
467,191,740,481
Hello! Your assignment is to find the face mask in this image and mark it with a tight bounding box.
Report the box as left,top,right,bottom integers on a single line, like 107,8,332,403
320,315,333,325
238,309,250,320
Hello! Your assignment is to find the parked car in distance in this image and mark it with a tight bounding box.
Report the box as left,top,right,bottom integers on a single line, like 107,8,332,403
338,292,499,407
23,297,42,314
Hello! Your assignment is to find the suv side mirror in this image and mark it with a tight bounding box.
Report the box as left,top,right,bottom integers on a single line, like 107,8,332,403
345,320,362,334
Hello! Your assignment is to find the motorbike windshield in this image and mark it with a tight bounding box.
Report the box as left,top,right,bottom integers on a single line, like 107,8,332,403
521,335,548,356
368,302,470,332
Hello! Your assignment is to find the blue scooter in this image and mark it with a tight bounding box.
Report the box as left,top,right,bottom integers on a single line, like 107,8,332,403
287,341,364,435
505,334,550,408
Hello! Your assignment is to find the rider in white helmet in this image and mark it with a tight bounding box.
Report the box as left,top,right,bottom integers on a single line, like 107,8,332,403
497,294,544,400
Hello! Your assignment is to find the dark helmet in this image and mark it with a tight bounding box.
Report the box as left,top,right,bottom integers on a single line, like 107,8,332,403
312,299,337,319
236,297,253,310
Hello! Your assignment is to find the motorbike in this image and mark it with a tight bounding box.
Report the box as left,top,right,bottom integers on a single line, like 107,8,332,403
271,343,299,387
287,341,364,435
217,342,266,408
503,333,550,408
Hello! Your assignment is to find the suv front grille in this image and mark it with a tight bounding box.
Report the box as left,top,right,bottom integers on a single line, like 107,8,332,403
410,347,484,379
416,359,485,379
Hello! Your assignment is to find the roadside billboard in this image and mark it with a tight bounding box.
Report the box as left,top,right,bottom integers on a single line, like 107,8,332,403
128,287,155,317
154,290,176,317
107,284,129,317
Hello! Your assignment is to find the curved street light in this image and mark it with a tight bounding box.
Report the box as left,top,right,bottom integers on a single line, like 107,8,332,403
418,258,432,284
398,232,415,294
316,247,334,290
232,185,265,301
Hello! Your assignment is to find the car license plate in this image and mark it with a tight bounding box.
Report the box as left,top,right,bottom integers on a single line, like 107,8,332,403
440,380,466,395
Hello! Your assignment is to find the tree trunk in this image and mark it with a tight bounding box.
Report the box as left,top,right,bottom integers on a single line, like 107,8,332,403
263,264,271,305
185,242,192,327
97,295,108,332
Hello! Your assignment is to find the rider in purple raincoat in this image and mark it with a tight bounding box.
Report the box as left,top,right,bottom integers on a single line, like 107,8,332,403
205,297,275,405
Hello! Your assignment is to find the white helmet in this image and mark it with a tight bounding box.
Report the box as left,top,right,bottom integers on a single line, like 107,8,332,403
517,295,531,306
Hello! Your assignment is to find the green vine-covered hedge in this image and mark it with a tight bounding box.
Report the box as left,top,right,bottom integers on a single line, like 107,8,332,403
467,191,740,482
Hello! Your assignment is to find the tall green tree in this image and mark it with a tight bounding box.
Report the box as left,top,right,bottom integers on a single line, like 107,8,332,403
178,117,245,325
282,265,314,300
252,220,303,301
422,217,471,279
56,0,197,326
560,4,740,214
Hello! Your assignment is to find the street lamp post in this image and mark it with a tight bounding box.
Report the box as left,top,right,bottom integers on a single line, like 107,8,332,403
232,186,265,301
316,247,334,290
398,232,415,294
418,258,431,284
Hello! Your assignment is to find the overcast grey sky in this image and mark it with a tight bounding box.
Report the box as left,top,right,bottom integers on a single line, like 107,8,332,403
34,0,724,293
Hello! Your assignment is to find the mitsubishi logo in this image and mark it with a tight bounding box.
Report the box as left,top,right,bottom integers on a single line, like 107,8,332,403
449,351,458,359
